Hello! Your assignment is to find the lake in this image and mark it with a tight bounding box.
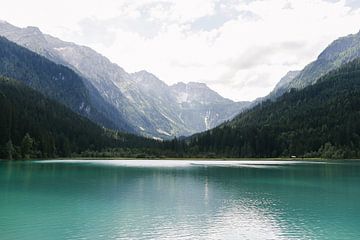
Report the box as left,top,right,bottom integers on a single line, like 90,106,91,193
0,160,360,239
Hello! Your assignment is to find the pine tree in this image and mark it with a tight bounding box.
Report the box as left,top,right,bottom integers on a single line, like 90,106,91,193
5,140,14,160
21,133,34,159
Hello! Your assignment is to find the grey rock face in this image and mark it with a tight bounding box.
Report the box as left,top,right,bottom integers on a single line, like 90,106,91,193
170,82,249,132
0,21,250,139
269,30,360,99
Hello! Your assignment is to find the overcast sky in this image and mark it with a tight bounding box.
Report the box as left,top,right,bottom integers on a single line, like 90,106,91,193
1,0,360,101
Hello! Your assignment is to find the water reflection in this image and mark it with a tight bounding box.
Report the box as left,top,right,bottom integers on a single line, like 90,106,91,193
0,160,360,239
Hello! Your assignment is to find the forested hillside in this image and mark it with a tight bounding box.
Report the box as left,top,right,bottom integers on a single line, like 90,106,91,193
0,77,158,159
268,30,360,100
185,59,360,158
0,36,134,133
1,30,360,159
0,22,250,139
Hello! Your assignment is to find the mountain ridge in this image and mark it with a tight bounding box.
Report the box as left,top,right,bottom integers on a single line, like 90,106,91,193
184,58,360,158
0,36,134,133
267,29,360,100
0,77,157,159
0,21,250,139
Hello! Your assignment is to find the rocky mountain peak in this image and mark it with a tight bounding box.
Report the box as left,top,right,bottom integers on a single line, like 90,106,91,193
24,26,42,34
317,30,360,62
131,70,169,91
265,29,360,101
0,21,250,139
170,81,230,105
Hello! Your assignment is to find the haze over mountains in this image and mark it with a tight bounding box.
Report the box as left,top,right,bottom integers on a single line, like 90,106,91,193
0,18,359,159
247,29,360,108
0,36,133,132
0,21,250,139
267,29,360,100
185,29,360,158
0,19,360,157
189,57,360,158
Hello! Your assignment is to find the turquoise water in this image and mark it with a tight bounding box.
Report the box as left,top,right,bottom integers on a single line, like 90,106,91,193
0,160,360,240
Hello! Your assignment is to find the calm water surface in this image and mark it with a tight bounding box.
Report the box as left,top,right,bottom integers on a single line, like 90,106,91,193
0,160,360,240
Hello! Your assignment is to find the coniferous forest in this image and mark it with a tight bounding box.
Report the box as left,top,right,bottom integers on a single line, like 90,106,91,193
183,59,360,159
1,39,360,159
2,7,360,239
0,77,160,159
1,58,360,159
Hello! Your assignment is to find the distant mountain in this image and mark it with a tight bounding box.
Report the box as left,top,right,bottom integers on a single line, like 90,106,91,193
186,58,360,158
0,21,249,139
0,77,155,159
130,70,190,137
268,30,360,99
0,36,133,132
169,81,249,132
170,82,228,105
268,70,300,99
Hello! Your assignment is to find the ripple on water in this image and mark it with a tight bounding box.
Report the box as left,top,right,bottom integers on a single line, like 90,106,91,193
1,160,360,239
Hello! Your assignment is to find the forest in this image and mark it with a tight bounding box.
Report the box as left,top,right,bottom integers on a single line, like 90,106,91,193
1,58,360,160
0,77,160,159
183,59,360,159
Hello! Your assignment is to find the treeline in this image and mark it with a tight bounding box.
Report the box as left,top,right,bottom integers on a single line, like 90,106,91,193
178,59,360,159
0,36,134,134
0,36,91,115
2,58,360,160
0,77,159,160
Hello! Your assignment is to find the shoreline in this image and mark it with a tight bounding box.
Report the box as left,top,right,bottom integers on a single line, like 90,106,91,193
3,157,359,162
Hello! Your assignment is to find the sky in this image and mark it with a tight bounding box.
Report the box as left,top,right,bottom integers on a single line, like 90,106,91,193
1,0,360,101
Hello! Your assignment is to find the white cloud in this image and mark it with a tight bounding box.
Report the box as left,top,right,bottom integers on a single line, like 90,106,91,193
0,0,360,101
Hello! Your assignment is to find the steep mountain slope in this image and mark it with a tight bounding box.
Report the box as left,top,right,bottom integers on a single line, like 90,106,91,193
0,77,155,159
267,70,300,99
170,82,249,132
130,71,190,137
187,58,360,158
0,21,249,138
0,36,134,133
170,82,228,105
269,30,360,99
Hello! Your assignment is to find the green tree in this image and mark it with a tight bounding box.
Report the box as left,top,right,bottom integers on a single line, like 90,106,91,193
5,140,15,160
21,133,34,159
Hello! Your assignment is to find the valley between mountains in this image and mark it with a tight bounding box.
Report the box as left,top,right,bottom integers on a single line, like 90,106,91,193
0,21,250,139
0,20,360,159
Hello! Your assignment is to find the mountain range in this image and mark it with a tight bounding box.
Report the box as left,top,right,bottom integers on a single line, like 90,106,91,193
0,36,134,132
0,21,250,139
267,29,360,100
0,19,360,159
187,58,360,158
0,76,157,159
180,29,360,158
